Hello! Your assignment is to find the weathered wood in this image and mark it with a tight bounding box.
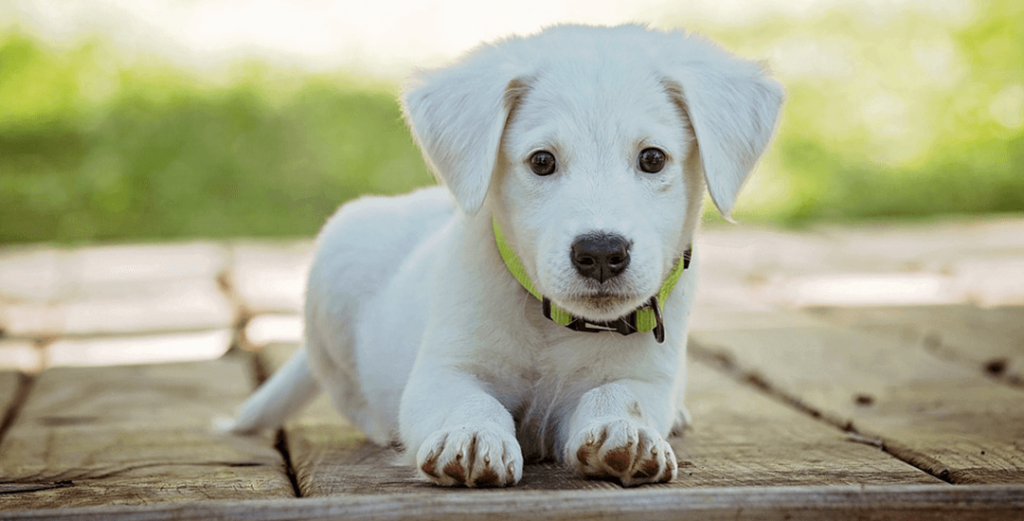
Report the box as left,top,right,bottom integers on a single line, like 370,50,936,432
689,308,828,333
0,356,294,509
691,323,1024,484
809,305,1024,385
812,216,1024,271
229,241,314,315
244,314,304,349
0,372,20,407
0,279,236,339
258,343,416,496
677,358,941,487
0,242,228,304
44,329,233,368
260,340,938,496
1,484,1022,521
260,341,673,494
0,341,43,373
0,371,22,433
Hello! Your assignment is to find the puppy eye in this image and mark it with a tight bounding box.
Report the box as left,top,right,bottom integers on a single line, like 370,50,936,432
638,148,666,173
529,151,557,176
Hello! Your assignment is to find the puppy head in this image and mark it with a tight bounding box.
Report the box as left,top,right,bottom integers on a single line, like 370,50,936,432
402,25,783,321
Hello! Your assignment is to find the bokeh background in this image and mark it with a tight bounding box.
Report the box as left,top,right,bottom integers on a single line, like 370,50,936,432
1,0,1021,245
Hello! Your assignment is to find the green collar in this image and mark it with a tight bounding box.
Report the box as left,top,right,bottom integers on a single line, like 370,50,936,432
493,219,690,343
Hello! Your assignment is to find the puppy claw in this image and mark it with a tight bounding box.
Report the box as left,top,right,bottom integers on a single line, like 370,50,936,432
416,424,523,487
568,419,677,487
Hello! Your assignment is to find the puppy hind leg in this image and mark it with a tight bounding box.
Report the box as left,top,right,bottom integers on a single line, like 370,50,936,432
220,345,320,434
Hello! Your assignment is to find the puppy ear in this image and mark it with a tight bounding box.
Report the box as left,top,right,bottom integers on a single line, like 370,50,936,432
401,49,527,215
663,34,784,218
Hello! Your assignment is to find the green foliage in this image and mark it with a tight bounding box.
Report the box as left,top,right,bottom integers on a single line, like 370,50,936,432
703,0,1024,223
1,1,1022,244
0,34,432,244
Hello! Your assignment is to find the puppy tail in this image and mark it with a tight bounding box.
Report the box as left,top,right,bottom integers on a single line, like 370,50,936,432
222,345,320,435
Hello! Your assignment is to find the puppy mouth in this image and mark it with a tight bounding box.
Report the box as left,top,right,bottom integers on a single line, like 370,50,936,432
562,287,646,319
584,292,629,305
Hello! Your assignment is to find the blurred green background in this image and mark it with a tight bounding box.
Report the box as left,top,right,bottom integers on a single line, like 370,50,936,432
0,0,1021,245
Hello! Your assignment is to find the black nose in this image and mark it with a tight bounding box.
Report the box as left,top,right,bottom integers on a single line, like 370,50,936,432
571,233,631,283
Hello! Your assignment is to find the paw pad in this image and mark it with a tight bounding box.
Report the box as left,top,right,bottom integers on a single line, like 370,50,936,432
603,447,633,473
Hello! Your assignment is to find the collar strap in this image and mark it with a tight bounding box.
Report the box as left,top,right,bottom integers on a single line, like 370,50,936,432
493,219,690,344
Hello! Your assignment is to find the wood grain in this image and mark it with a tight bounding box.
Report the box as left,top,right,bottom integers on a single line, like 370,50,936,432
0,372,20,427
676,357,940,487
809,305,1024,385
691,321,1024,484
1,484,1022,521
261,340,939,496
258,343,419,496
0,356,294,509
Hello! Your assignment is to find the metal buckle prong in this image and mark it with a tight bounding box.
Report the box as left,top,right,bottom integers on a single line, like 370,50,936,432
649,296,665,343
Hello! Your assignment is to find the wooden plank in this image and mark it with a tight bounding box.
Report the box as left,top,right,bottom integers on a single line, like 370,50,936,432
689,308,828,332
0,340,43,373
229,241,314,315
261,341,677,494
0,242,228,304
677,358,940,487
262,341,938,496
0,279,236,339
691,324,1024,484
0,356,294,509
44,329,233,368
809,305,1024,385
0,371,25,492
1,484,1022,521
813,216,1024,271
0,371,20,415
258,343,420,496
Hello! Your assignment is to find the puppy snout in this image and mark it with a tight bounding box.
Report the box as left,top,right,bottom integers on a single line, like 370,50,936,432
571,233,631,283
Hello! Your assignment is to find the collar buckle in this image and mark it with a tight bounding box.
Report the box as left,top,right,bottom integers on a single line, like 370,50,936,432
648,295,665,343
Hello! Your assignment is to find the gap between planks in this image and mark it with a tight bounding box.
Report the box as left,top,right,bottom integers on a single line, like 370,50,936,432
248,344,304,499
258,341,942,496
689,309,1024,485
274,430,303,499
0,373,32,450
689,344,952,484
0,357,295,509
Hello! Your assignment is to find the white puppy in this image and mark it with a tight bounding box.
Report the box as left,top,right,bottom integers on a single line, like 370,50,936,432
228,24,782,487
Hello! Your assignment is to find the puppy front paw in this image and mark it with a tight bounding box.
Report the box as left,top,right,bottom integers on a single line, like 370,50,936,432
568,419,678,487
416,424,523,487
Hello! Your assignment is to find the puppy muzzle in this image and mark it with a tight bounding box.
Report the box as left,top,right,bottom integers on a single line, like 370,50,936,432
494,219,690,344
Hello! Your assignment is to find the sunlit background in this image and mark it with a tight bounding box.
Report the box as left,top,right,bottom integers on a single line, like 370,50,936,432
1,0,1021,244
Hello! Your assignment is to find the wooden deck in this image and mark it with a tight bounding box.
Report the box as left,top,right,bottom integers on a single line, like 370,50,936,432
1,217,1022,519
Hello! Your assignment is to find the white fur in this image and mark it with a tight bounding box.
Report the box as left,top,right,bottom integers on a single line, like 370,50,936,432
227,24,782,488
